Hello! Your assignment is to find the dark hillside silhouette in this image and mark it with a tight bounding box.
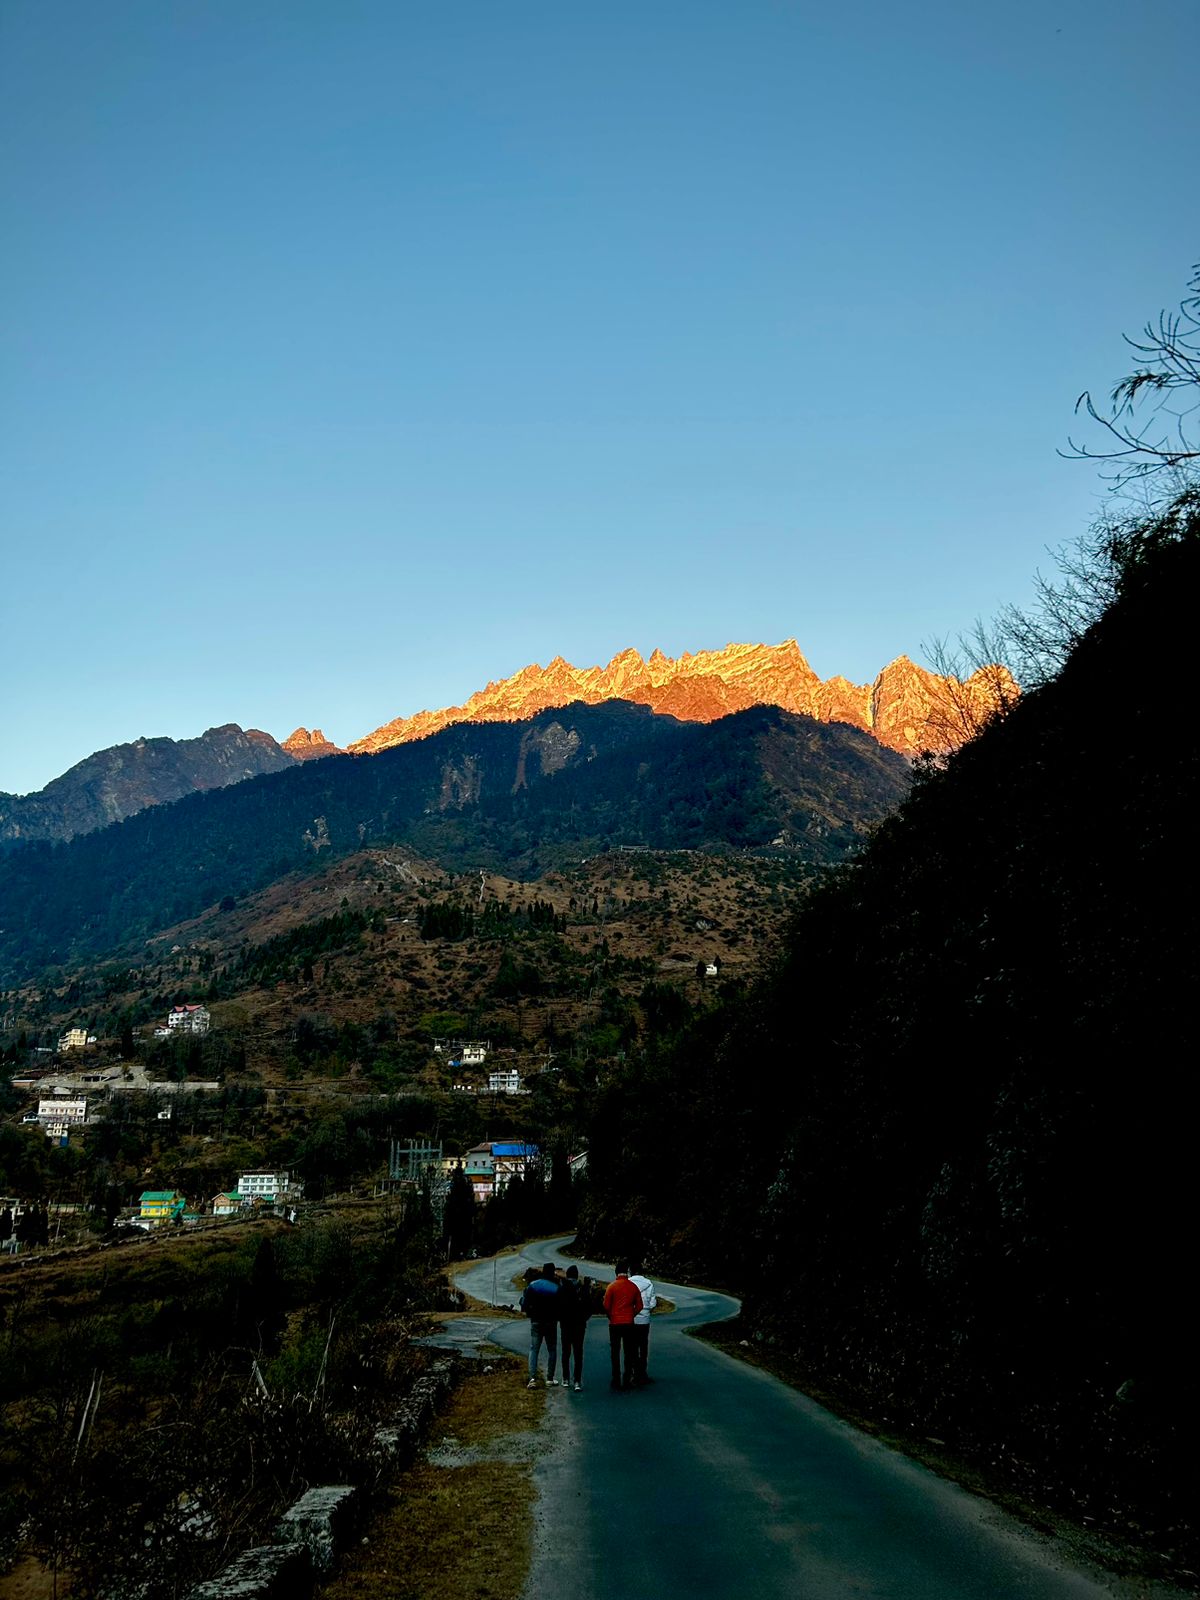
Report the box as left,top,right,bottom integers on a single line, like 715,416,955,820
582,493,1200,1569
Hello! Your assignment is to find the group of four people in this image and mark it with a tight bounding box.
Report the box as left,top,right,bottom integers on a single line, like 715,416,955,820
519,1259,657,1392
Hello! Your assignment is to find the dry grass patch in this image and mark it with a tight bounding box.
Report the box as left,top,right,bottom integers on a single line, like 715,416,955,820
319,1354,543,1600
0,1556,63,1600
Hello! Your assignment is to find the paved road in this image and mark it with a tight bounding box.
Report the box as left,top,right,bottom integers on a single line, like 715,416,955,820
454,1237,1185,1600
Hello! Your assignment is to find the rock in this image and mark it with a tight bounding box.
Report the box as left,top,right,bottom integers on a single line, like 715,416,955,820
348,641,1014,760
274,1484,359,1575
282,728,343,761
186,1542,313,1599
0,725,298,845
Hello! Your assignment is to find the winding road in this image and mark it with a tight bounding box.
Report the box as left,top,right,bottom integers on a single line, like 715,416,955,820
453,1237,1184,1600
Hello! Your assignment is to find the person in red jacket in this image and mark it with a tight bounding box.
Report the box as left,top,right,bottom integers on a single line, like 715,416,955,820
602,1262,643,1391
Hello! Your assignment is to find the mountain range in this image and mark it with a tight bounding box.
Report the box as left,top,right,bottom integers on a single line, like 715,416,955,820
347,639,1012,758
3,642,1011,846
0,700,912,984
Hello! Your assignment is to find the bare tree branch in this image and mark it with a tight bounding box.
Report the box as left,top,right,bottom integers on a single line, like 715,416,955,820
1062,265,1200,490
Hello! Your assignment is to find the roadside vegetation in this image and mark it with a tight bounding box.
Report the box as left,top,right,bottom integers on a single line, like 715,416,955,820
0,1196,454,1596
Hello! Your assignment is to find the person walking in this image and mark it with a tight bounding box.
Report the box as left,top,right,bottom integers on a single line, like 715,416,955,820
602,1261,643,1392
557,1264,591,1391
520,1261,560,1388
629,1262,657,1386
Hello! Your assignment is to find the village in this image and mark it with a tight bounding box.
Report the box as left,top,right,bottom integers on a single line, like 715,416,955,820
1,1002,571,1254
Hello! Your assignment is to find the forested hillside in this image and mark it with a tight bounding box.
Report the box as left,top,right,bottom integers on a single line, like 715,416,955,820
0,701,907,985
581,491,1200,1569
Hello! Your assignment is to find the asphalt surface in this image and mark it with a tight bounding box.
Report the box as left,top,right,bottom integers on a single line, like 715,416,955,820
453,1237,1187,1600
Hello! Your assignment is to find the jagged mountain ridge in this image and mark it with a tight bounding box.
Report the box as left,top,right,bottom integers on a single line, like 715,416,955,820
0,700,911,985
350,640,1014,758
3,640,1009,850
0,724,297,846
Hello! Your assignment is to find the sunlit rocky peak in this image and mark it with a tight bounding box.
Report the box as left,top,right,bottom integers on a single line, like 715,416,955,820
347,642,1016,758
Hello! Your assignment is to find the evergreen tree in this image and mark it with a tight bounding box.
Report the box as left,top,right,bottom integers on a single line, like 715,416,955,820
442,1166,474,1260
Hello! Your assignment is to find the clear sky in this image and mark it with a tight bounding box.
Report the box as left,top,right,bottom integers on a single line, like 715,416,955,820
2,0,1196,795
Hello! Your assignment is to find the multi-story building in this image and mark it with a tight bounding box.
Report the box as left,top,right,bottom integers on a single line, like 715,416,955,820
236,1171,302,1204
463,1144,496,1200
57,1027,89,1053
167,1004,211,1035
139,1190,187,1226
37,1098,86,1139
37,1097,86,1125
492,1140,539,1190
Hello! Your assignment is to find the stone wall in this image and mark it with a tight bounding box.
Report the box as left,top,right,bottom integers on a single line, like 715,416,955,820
186,1361,457,1600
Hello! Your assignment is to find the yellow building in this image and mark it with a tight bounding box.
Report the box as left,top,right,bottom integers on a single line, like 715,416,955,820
139,1190,186,1225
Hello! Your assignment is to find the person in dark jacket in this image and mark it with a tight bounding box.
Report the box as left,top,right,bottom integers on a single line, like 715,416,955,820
556,1264,592,1391
520,1261,560,1388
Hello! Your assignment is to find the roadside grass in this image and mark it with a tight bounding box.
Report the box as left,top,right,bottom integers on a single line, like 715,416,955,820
318,1353,542,1600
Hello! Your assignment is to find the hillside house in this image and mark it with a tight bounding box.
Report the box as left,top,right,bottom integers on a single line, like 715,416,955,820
57,1027,89,1053
139,1190,187,1226
37,1097,86,1124
487,1067,524,1095
237,1171,302,1204
211,1192,241,1217
435,1038,491,1065
167,1004,211,1036
463,1144,496,1200
37,1098,86,1140
493,1141,539,1191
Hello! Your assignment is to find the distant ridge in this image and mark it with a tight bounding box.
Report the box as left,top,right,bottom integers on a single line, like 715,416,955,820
0,724,296,846
349,641,1015,759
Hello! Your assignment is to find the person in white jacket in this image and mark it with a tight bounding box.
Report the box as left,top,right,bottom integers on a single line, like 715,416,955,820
629,1263,657,1386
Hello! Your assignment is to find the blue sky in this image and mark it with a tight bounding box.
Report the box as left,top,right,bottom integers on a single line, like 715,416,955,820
2,0,1196,794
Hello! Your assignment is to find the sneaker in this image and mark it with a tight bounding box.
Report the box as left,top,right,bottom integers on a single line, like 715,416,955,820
574,1382,582,1392
526,1379,537,1389
561,1377,570,1386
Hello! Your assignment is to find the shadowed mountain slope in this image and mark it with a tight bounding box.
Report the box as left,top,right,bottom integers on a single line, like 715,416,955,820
0,700,909,985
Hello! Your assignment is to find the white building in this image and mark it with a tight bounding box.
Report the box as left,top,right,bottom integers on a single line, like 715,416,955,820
37,1098,86,1125
487,1067,524,1095
434,1038,491,1064
167,1004,211,1035
237,1171,302,1204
